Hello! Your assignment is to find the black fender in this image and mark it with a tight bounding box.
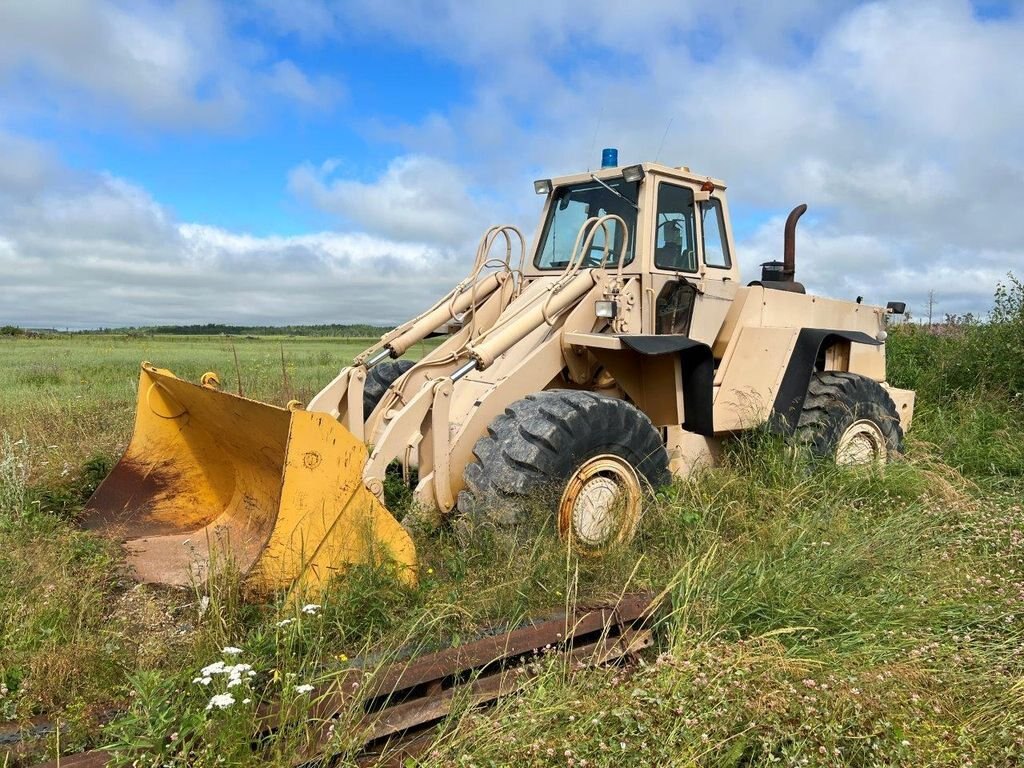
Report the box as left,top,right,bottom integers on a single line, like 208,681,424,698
771,329,882,434
619,335,715,436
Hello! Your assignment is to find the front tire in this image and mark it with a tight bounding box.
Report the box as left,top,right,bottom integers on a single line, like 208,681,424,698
363,359,415,416
795,372,903,465
458,390,670,550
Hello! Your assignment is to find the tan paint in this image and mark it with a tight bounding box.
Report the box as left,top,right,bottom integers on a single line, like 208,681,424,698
585,347,682,427
884,385,916,433
468,270,599,368
445,328,573,500
666,427,721,476
368,274,517,439
715,325,801,431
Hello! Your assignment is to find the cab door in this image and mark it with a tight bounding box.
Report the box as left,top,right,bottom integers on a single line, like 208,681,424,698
644,179,701,337
689,193,740,346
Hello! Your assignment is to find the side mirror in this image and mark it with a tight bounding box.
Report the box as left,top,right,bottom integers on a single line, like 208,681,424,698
886,301,906,315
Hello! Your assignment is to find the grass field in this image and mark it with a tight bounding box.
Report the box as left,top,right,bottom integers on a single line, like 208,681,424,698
0,334,435,487
2,299,1024,767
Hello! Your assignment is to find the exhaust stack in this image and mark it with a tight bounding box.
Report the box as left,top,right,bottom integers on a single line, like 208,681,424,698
783,203,807,281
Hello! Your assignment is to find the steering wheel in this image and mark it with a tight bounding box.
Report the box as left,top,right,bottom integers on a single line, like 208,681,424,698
656,218,681,243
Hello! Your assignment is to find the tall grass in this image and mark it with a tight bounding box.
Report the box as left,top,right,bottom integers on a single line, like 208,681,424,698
425,446,1024,766
887,273,1024,477
1,283,1023,765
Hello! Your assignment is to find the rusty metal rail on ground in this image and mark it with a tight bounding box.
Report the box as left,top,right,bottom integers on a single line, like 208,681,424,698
5,593,657,768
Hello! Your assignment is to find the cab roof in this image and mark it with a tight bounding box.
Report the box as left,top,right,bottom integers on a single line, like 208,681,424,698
547,162,727,192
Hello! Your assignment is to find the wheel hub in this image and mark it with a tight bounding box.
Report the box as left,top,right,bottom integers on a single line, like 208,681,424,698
836,419,887,466
558,455,642,550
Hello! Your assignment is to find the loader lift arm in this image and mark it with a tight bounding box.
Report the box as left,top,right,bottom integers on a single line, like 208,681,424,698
307,225,526,440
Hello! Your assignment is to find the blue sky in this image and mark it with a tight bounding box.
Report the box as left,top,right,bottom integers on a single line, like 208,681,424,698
16,30,467,234
1,0,1023,327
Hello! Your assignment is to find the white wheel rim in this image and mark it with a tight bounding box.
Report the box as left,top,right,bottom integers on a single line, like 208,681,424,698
836,419,887,466
558,454,642,550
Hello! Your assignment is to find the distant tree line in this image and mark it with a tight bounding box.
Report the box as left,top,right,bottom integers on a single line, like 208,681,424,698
74,323,392,337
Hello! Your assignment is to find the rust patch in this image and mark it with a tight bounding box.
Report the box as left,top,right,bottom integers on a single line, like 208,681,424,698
81,458,188,539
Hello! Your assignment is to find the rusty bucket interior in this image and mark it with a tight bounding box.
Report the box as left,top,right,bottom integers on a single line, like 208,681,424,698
83,364,416,596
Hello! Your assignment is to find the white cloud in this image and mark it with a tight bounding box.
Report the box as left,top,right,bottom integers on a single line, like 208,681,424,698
243,0,340,44
336,0,1024,319
3,0,1024,327
738,216,1010,320
287,155,493,246
0,0,240,127
0,131,58,198
0,0,339,128
0,165,466,329
824,1,1024,148
331,1,847,65
265,60,345,110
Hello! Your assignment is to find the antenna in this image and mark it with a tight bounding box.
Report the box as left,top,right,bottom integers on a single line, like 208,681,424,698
586,106,605,172
654,117,674,164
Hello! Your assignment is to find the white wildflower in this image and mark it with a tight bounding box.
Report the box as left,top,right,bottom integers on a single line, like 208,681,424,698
222,646,243,655
242,698,252,704
192,676,213,686
301,604,321,615
200,661,227,676
227,678,242,688
276,618,295,627
295,684,315,694
206,693,235,710
198,596,210,616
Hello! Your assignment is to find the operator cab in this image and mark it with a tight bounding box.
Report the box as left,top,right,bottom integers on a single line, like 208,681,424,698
527,153,740,342
528,158,738,280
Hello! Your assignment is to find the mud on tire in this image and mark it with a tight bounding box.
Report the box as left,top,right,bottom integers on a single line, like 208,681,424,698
795,372,903,463
457,390,670,537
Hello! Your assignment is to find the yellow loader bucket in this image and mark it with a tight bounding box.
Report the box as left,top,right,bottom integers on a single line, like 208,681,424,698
83,364,416,596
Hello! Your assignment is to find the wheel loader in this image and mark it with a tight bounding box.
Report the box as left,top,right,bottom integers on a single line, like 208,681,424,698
84,152,916,596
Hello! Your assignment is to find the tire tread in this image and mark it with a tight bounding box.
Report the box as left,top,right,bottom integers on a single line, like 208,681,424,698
795,372,904,460
459,390,670,524
363,359,415,416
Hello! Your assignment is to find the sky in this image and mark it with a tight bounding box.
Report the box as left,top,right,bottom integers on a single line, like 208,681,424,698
1,0,1022,329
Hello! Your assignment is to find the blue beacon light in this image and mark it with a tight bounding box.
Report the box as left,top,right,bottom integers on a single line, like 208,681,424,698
601,148,618,168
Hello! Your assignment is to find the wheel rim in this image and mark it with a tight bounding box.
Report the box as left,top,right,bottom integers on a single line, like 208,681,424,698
836,419,887,466
557,454,642,550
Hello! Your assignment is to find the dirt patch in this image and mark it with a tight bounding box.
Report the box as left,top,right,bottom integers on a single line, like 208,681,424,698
106,583,195,669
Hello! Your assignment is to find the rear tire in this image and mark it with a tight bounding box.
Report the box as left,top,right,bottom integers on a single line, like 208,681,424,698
363,359,415,416
458,390,670,549
795,372,903,465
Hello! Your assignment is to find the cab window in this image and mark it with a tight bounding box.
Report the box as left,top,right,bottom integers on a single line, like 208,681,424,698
701,198,731,269
653,183,697,272
535,179,639,270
